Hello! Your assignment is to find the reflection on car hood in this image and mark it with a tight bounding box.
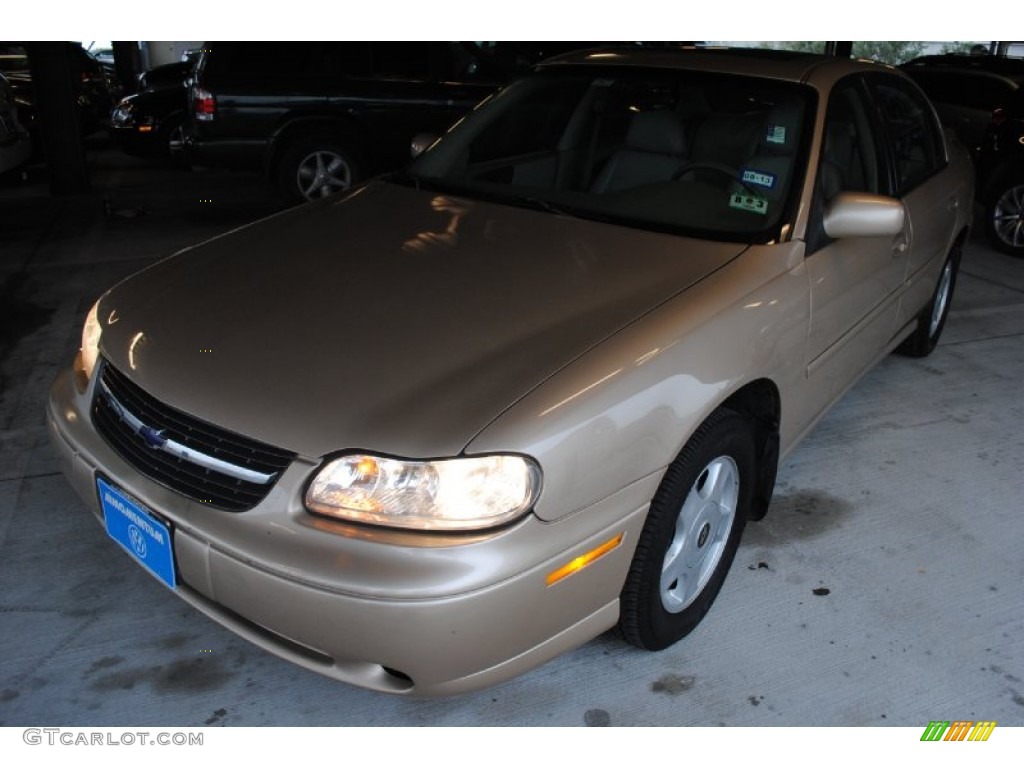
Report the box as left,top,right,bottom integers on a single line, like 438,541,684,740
99,181,745,458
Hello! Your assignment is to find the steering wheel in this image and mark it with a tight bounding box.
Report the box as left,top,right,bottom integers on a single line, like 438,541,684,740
673,161,760,196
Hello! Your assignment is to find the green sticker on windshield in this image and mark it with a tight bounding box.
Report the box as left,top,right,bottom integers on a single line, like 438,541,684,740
729,192,768,215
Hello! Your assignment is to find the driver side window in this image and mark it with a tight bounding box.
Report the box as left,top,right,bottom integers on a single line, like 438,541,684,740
820,82,882,202
807,79,884,254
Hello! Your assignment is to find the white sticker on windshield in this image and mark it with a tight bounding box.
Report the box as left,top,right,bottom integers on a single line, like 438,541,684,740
766,125,787,145
741,169,777,189
729,192,768,215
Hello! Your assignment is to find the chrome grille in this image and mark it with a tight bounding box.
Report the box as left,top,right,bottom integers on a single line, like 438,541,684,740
92,361,295,511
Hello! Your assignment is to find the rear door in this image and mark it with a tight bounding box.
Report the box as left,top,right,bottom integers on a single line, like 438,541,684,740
866,73,958,332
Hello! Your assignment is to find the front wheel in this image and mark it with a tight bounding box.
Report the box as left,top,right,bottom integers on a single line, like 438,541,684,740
619,408,755,650
985,175,1024,257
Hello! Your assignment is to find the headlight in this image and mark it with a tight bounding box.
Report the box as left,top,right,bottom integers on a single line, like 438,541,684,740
111,102,133,125
78,300,102,383
306,454,541,531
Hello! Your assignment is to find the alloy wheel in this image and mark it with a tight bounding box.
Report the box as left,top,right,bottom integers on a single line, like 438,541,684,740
296,150,352,200
992,183,1024,250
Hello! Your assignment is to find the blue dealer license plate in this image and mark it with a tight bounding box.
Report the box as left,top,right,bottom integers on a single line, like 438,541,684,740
98,477,177,589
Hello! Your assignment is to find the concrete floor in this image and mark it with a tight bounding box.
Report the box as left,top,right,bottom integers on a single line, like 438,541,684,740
1,142,1022,727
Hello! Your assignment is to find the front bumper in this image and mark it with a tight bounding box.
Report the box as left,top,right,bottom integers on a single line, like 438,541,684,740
47,367,654,695
108,123,166,158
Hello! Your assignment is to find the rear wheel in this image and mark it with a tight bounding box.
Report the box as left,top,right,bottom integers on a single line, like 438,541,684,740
619,408,755,650
896,244,960,358
277,136,359,205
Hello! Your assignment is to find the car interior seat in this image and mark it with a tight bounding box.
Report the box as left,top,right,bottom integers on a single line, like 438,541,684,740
589,109,688,193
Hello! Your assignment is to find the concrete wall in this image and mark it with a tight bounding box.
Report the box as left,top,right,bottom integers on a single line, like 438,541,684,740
141,41,204,70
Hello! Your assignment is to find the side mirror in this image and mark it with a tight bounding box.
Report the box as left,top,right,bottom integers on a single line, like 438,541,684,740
410,132,439,159
823,192,905,239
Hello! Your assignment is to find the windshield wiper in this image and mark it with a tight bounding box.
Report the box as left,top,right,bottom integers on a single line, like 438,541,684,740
509,195,580,218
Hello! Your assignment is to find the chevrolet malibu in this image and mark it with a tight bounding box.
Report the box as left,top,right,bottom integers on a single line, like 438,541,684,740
48,49,973,696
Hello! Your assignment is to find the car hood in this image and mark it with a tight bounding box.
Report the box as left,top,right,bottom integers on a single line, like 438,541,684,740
98,181,744,458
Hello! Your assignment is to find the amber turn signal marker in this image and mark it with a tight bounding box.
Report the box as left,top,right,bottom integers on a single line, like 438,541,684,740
546,533,624,586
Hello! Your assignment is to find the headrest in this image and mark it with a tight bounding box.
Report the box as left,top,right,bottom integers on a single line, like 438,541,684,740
626,110,687,156
825,120,854,166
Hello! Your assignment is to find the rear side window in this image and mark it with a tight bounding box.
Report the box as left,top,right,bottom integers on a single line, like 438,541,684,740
869,75,945,194
369,42,432,80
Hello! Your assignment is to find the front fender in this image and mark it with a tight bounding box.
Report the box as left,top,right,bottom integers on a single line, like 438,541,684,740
466,241,809,522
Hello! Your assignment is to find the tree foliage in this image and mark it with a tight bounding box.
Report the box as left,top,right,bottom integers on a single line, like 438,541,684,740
939,41,989,55
851,41,926,65
762,41,928,65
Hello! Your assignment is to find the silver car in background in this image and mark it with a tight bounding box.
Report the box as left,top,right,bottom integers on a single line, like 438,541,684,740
48,48,973,695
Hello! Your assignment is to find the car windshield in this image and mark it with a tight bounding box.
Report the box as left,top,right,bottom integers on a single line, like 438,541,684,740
406,66,813,242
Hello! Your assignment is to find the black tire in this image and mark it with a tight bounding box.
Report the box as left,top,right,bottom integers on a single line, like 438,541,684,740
159,115,188,166
619,408,755,650
896,244,961,358
276,136,360,205
984,174,1024,257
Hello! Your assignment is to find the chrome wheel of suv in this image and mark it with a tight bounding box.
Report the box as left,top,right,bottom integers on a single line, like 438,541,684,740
988,178,1024,257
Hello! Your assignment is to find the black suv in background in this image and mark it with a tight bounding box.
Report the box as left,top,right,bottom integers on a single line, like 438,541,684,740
902,54,1024,256
186,42,510,204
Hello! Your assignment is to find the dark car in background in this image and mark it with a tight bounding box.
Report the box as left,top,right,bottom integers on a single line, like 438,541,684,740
0,72,31,174
901,54,1024,152
109,59,195,159
186,41,514,203
902,53,1024,256
0,42,117,140
978,89,1024,255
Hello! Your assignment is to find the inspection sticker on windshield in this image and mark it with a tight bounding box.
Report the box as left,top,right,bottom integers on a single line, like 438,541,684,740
98,477,177,589
741,169,776,189
766,124,787,145
729,192,768,215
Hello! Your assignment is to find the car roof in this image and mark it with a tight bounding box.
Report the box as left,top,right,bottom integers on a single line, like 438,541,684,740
536,45,899,87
